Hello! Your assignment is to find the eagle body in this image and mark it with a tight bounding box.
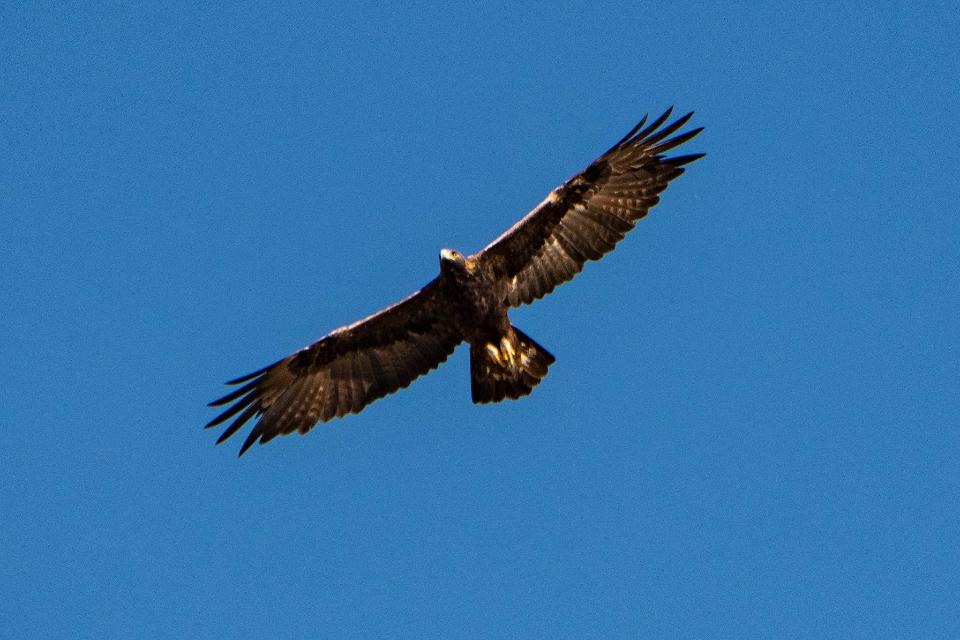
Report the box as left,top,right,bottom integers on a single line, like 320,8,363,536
437,248,507,341
208,108,704,455
438,248,556,403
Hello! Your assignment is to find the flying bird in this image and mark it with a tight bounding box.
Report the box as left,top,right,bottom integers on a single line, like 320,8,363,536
208,107,703,455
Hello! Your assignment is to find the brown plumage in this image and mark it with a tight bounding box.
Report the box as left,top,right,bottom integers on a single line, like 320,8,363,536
207,108,704,455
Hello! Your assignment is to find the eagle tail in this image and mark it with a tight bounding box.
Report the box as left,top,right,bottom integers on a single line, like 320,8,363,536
470,326,555,404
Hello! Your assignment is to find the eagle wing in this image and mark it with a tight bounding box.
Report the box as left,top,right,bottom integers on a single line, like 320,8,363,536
206,278,462,455
479,108,703,306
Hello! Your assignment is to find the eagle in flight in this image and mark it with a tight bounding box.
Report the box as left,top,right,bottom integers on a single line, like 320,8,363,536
208,108,703,455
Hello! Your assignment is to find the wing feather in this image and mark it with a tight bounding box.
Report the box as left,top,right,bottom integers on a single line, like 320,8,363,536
216,404,260,445
479,109,704,306
207,278,462,455
320,371,338,422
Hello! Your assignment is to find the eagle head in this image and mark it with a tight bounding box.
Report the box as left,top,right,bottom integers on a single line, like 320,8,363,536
439,248,468,271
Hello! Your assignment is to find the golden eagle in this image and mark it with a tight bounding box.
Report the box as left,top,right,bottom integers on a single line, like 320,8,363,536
208,108,703,455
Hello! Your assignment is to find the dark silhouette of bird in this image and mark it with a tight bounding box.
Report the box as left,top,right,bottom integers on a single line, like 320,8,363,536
207,108,704,455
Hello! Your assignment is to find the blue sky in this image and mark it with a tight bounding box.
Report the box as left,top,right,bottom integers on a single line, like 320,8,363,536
2,2,958,638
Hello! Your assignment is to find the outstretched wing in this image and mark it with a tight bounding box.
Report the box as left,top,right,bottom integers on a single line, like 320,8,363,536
479,108,703,306
206,279,462,455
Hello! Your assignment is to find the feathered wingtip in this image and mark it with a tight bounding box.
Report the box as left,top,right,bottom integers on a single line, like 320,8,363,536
605,107,704,158
205,360,280,456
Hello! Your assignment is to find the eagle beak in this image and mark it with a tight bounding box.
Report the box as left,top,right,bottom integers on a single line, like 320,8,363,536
440,248,466,268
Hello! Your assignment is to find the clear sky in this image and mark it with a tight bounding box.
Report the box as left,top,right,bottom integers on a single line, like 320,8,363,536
2,2,958,638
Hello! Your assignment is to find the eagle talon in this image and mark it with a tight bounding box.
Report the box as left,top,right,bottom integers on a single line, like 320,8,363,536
501,337,516,365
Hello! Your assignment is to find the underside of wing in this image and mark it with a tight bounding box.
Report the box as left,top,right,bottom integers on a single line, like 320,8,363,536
480,108,704,306
206,279,462,455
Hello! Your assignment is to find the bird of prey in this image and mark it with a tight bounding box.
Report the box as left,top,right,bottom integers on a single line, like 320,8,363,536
208,108,703,455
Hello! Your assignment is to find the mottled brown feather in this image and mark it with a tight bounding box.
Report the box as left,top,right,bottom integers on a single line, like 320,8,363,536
207,278,462,455
479,108,703,306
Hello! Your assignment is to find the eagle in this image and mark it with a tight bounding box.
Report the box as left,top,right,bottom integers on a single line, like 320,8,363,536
208,108,703,455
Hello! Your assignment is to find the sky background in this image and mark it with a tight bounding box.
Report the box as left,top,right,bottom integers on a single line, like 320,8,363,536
2,2,958,638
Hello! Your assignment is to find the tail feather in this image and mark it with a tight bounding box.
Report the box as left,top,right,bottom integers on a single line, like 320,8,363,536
470,326,555,404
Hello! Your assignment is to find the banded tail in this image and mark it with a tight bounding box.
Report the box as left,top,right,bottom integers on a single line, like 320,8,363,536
470,326,555,403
